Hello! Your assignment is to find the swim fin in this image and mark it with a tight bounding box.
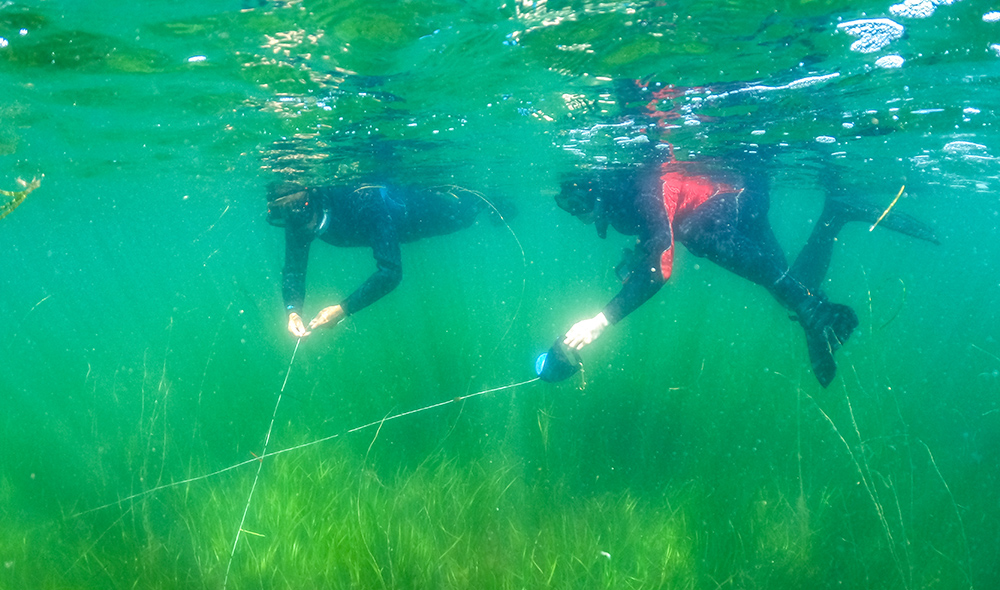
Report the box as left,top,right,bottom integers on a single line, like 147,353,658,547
824,196,940,244
795,298,859,387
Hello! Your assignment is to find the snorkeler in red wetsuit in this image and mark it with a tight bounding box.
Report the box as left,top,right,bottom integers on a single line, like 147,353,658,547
551,156,939,387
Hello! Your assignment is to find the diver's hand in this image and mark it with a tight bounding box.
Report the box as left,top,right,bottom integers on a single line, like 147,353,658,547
563,312,609,350
288,312,311,338
309,305,345,330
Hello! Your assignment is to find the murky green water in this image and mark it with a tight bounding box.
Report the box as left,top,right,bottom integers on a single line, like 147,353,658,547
2,1,998,588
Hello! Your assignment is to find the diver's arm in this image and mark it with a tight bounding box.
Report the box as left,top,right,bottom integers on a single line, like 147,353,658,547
601,237,670,325
339,209,403,317
283,227,312,336
601,187,673,325
565,191,672,350
564,259,669,350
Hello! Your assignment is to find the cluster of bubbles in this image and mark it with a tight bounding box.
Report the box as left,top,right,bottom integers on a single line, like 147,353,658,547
838,0,1000,68
836,0,1000,186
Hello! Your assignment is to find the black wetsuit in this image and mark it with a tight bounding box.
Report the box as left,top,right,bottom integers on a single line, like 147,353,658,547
595,160,806,325
282,185,487,317
585,159,863,387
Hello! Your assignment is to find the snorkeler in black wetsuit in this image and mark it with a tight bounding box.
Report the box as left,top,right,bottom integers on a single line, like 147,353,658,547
267,181,509,337
551,156,939,387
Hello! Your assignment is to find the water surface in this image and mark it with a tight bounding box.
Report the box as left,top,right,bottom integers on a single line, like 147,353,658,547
2,1,998,588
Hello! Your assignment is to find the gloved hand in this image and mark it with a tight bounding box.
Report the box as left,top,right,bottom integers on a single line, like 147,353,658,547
563,312,609,350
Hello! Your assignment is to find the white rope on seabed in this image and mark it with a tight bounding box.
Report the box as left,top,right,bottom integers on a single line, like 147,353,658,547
220,353,538,588
70,336,539,587
215,338,538,588
222,337,301,589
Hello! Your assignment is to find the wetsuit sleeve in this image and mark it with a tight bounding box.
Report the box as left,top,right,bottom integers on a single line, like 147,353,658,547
282,226,312,315
601,187,673,325
340,196,402,316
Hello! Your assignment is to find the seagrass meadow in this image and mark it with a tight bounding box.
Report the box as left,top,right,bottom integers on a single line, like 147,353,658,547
2,1,999,588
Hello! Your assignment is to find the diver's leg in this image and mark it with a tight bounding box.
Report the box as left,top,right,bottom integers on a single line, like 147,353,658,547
788,202,845,293
677,191,856,387
772,207,859,388
792,184,940,292
776,199,860,387
676,191,790,287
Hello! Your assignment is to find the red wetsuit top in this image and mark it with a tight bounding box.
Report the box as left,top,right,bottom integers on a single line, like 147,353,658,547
601,163,738,325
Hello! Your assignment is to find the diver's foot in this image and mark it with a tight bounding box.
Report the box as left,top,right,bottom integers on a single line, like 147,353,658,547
797,300,859,387
824,195,940,244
